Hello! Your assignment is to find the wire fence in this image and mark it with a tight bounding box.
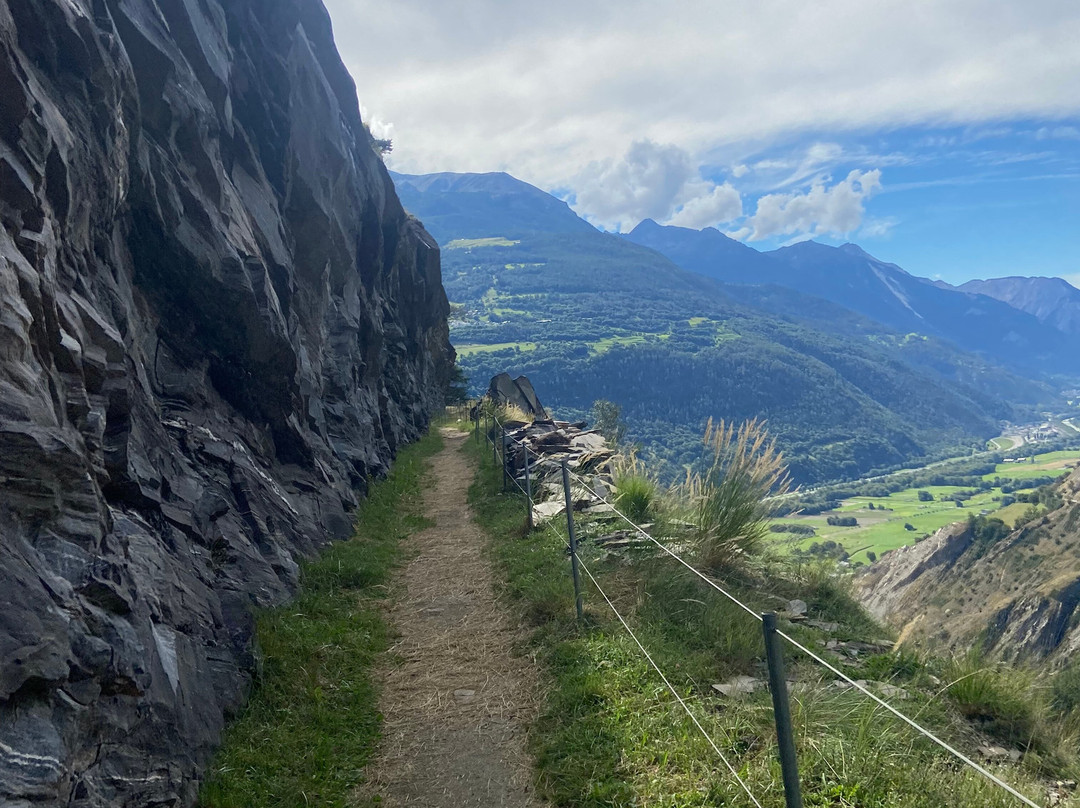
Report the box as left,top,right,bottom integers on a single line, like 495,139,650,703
475,407,1044,808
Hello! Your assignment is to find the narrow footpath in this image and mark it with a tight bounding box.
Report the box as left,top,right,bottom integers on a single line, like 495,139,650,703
359,428,547,807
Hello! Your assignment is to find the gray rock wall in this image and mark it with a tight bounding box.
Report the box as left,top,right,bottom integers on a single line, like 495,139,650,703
0,0,452,804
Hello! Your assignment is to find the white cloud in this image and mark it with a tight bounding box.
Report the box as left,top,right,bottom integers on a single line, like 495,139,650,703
743,169,882,241
570,140,695,230
568,140,741,231
858,216,899,239
1035,126,1080,140
359,103,395,141
324,0,1080,191
731,164,750,178
665,183,743,229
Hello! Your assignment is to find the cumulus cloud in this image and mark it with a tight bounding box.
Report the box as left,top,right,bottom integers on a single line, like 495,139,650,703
359,103,395,141
665,183,743,229
743,169,882,241
569,140,742,231
571,140,695,230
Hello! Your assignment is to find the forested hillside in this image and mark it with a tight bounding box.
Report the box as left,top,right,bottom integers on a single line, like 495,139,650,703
394,171,1061,484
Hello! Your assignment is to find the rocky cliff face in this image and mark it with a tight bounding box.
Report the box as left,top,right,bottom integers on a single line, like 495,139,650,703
0,1,452,805
856,469,1080,665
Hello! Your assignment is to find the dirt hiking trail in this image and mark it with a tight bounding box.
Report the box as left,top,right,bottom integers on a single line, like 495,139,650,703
358,428,547,807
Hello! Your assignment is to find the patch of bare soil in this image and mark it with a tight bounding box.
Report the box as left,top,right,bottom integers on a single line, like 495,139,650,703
357,429,547,807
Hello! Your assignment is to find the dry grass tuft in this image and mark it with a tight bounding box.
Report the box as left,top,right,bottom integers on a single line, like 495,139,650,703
681,418,791,571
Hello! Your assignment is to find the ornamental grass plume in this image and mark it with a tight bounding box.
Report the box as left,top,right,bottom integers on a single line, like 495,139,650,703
689,418,791,571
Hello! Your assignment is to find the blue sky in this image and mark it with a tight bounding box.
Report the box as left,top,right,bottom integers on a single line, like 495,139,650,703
708,123,1080,284
322,0,1080,286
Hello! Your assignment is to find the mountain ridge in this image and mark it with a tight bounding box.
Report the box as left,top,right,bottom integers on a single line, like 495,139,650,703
394,169,1061,484
391,170,596,238
959,275,1080,336
627,221,1080,375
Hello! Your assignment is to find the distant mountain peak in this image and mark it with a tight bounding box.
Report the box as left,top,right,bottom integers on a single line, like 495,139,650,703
391,170,542,196
623,218,773,284
838,242,874,258
629,218,662,233
390,170,596,241
960,275,1080,336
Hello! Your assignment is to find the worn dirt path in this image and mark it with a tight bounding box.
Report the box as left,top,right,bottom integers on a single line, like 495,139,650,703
358,428,547,807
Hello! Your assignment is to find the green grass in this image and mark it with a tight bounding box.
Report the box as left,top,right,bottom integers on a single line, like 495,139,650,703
776,485,1008,563
491,306,530,317
466,436,1064,806
589,334,653,355
445,236,520,249
945,653,1043,752
713,327,740,345
988,436,1019,452
983,450,1080,481
614,474,659,522
456,341,538,357
199,430,442,808
684,317,740,345
995,501,1033,527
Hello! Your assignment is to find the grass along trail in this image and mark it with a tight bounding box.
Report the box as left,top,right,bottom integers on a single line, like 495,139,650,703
358,428,547,807
200,431,443,808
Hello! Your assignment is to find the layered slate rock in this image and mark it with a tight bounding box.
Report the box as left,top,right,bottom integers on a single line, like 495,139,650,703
0,1,453,805
487,372,549,419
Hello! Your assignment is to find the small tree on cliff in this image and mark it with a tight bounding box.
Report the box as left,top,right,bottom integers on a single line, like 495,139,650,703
363,123,392,158
446,363,469,405
590,399,627,446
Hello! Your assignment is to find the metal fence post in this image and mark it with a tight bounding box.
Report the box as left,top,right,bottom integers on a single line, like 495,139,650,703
561,460,584,620
501,429,509,492
762,612,803,808
490,416,497,467
524,448,533,530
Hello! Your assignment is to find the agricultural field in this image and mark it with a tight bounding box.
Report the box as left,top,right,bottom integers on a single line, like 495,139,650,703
445,237,520,249
773,486,1002,564
987,435,1020,452
983,449,1080,480
772,449,1080,565
456,341,537,357
588,332,670,355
